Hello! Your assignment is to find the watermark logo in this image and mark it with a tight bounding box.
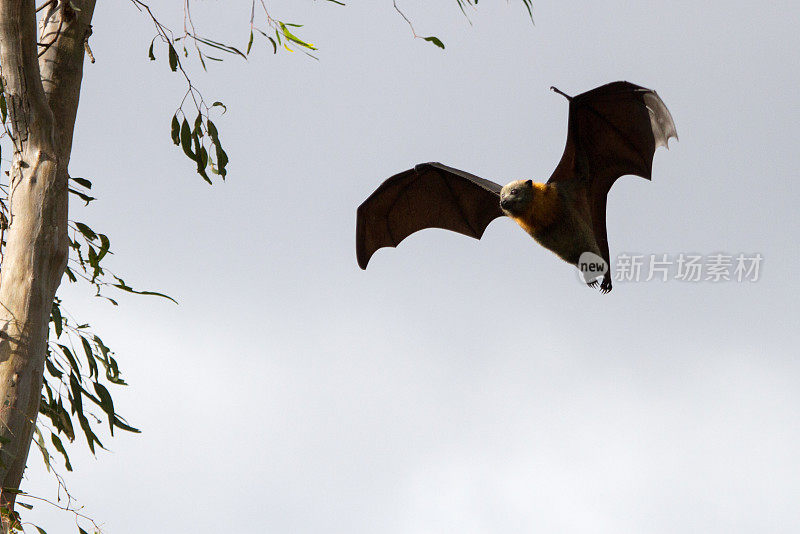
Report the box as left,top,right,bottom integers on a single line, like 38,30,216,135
577,251,608,283
593,252,762,284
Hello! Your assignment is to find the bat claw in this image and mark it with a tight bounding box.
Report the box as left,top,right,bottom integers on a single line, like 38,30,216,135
587,279,599,289
599,276,613,294
550,86,573,101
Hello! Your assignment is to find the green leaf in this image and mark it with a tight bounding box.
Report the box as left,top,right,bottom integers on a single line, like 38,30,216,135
60,345,81,374
171,115,180,145
198,50,207,72
0,92,7,123
168,43,178,71
69,188,96,205
45,354,63,379
521,0,534,21
51,433,73,471
423,36,445,49
247,29,254,55
34,525,48,534
81,336,99,380
256,29,277,54
74,222,98,241
148,38,156,60
77,412,103,454
79,526,89,534
97,233,110,262
112,276,178,304
69,373,83,411
113,284,178,303
199,145,209,170
180,118,195,160
193,133,211,184
206,117,218,136
34,426,51,473
71,177,92,189
279,22,317,50
94,335,110,360
59,402,75,441
211,101,227,113
16,502,32,510
194,36,247,58
51,302,62,338
93,382,116,434
87,245,98,269
106,355,126,385
41,397,75,441
111,415,140,434
206,119,228,177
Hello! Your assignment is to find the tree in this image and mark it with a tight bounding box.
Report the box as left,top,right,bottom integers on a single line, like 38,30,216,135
0,2,95,530
0,1,531,531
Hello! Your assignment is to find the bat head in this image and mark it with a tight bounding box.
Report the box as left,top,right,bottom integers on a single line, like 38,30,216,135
500,179,534,217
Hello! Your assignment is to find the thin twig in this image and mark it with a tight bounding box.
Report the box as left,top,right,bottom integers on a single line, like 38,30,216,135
15,491,103,533
35,0,56,13
84,25,95,63
393,0,419,38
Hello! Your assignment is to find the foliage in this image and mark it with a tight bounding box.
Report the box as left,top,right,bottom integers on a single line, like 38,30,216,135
137,0,534,180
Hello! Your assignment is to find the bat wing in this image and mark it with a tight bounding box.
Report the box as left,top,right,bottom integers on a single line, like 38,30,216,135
356,162,504,269
547,81,678,276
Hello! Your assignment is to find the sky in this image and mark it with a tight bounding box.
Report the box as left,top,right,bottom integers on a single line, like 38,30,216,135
19,0,800,532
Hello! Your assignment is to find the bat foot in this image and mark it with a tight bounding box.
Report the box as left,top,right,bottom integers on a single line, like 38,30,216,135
599,274,613,294
587,279,599,289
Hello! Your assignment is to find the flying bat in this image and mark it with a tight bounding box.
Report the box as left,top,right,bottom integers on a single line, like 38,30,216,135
355,81,677,293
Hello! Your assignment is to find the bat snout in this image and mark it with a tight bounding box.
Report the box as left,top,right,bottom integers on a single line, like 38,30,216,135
500,196,523,214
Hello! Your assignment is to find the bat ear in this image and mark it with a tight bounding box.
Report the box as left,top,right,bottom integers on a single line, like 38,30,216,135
525,179,533,188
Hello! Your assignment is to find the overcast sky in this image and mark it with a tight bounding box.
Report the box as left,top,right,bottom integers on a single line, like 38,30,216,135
20,0,800,532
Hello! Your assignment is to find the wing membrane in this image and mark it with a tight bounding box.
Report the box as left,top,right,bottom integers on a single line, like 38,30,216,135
548,81,677,190
356,162,503,269
546,81,678,278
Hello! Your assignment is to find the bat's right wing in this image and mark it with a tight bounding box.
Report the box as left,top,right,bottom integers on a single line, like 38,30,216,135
546,81,678,293
356,162,504,269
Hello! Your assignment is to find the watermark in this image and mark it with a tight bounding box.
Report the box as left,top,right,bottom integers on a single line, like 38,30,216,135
582,253,763,283
577,251,608,284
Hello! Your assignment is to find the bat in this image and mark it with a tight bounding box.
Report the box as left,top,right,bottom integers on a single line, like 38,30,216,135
355,81,677,293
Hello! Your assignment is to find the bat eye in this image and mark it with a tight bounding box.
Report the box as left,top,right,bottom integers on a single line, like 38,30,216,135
510,188,518,195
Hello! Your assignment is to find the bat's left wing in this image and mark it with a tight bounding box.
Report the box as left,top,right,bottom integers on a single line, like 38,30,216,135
356,162,504,269
547,81,678,291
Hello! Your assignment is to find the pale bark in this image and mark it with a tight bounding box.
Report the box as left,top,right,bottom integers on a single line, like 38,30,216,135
0,1,94,530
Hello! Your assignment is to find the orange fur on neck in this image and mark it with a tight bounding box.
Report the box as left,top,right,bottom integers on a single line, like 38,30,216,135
510,182,560,235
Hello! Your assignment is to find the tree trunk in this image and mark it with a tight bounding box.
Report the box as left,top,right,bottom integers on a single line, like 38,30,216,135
0,1,95,530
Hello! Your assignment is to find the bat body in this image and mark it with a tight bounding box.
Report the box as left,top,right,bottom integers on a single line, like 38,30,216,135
356,81,678,293
501,179,598,266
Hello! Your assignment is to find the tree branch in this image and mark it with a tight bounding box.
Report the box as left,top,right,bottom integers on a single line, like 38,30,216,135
0,0,54,153
38,0,97,163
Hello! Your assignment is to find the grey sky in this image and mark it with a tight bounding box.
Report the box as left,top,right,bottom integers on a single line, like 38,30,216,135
21,0,800,532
